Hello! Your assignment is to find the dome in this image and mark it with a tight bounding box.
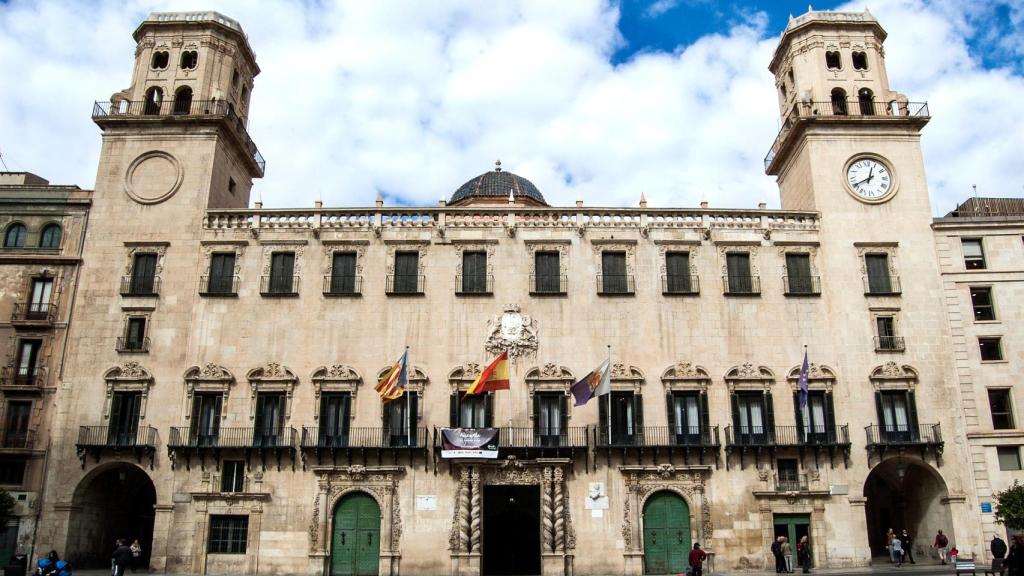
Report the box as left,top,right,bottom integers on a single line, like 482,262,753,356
449,161,547,206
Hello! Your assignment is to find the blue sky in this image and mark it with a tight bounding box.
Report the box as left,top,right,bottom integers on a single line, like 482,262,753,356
0,0,1022,211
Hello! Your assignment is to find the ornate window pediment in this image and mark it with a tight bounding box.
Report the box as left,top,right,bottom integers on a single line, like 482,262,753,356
247,362,299,419
524,364,574,394
104,361,154,419
183,363,235,420
869,361,918,390
661,362,711,392
610,363,645,393
447,363,484,393
724,363,774,391
311,365,362,419
785,363,836,392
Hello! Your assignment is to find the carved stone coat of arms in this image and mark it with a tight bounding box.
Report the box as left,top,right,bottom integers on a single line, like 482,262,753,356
485,304,538,359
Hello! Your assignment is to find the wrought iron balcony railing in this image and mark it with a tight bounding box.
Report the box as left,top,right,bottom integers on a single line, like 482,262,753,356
595,425,720,448
723,275,761,295
385,274,424,295
875,336,906,352
597,274,635,295
120,275,160,297
725,425,776,447
92,100,265,176
116,337,151,353
455,274,493,295
200,275,240,296
783,275,821,296
301,426,427,449
772,425,850,447
530,274,567,295
865,424,942,446
167,427,297,450
11,302,57,324
77,425,158,449
0,366,46,389
662,274,699,295
499,427,590,449
0,430,35,450
864,275,902,295
775,473,810,492
260,275,299,296
323,274,363,296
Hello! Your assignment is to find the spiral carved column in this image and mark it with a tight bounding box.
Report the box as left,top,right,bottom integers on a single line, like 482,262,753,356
541,467,555,552
553,467,565,552
469,467,481,554
457,468,471,553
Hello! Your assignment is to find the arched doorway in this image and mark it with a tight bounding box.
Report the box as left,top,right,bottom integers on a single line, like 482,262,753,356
330,492,381,576
66,463,156,568
864,458,953,560
643,491,691,575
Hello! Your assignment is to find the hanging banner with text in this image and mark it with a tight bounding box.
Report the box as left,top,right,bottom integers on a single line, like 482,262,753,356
440,428,500,459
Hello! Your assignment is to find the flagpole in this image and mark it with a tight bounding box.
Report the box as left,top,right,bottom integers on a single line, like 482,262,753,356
405,346,411,447
507,349,512,430
606,345,612,445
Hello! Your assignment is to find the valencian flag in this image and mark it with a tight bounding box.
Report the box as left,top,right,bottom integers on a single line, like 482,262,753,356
570,356,612,407
463,351,510,396
797,348,810,409
376,350,408,402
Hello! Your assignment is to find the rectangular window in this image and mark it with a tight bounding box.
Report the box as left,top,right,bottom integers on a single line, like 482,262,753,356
971,287,995,321
865,253,893,294
458,395,488,428
664,252,693,293
962,238,986,270
998,447,1022,471
461,251,488,294
28,278,53,317
3,401,32,448
534,251,562,293
329,252,358,294
318,392,351,447
392,251,420,294
221,460,245,493
208,515,249,554
798,391,830,444
734,392,768,444
670,392,702,444
124,317,147,351
726,253,754,293
15,340,42,384
268,252,296,294
600,391,641,446
107,391,142,446
130,253,158,295
386,392,418,447
777,458,800,491
988,389,1014,430
875,316,902,350
191,393,222,447
535,393,565,446
980,337,1004,361
785,253,815,294
207,253,237,294
878,391,915,441
254,393,284,446
600,251,629,294
0,460,26,486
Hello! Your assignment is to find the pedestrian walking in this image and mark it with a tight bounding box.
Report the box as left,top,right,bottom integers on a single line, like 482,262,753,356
782,536,793,573
772,535,787,574
688,542,707,576
129,540,142,572
1007,534,1024,576
993,534,1008,560
886,528,895,563
892,535,904,567
934,530,949,565
111,539,132,576
901,529,916,564
798,535,811,574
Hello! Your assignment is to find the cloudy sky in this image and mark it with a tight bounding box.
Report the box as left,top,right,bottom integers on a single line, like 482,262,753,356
0,0,1021,213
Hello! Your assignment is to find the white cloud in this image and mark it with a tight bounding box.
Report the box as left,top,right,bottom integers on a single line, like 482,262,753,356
0,0,1021,213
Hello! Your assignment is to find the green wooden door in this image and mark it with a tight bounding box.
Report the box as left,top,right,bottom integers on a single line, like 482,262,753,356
643,492,691,575
331,493,381,576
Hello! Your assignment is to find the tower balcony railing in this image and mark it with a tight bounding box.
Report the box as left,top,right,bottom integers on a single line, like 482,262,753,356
596,274,635,295
92,99,265,176
765,100,930,171
455,274,493,296
120,275,160,297
722,275,761,296
301,426,427,450
168,426,297,450
874,335,906,352
0,366,47,390
323,274,363,296
783,275,821,296
595,425,720,449
865,424,942,447
662,274,700,295
76,425,159,468
0,430,36,450
11,302,58,326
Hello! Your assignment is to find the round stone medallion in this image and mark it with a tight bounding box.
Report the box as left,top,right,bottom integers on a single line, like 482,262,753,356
124,151,184,204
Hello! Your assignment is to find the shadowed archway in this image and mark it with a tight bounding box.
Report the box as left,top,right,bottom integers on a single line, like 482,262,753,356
66,463,156,568
864,458,952,560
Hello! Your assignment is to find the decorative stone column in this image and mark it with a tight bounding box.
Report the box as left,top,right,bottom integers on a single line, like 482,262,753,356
450,466,480,576
848,496,871,566
149,503,174,571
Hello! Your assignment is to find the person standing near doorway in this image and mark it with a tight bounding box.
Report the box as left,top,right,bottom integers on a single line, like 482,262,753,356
798,535,811,573
129,539,142,572
934,530,949,565
772,536,787,573
782,536,793,573
992,534,1008,562
892,534,904,567
886,528,896,562
688,542,707,576
901,529,916,564
111,539,133,576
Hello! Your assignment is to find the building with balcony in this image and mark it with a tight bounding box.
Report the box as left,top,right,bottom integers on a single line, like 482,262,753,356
23,8,998,576
0,171,91,564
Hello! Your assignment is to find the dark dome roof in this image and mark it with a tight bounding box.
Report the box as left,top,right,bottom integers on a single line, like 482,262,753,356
450,161,546,205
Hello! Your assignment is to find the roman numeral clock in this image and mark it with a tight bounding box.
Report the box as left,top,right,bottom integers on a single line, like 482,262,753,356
844,154,898,204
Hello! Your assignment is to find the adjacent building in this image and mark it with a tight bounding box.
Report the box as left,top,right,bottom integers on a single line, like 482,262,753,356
15,7,1020,576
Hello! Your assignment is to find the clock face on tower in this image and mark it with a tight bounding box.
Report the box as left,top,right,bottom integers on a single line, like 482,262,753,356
844,156,897,203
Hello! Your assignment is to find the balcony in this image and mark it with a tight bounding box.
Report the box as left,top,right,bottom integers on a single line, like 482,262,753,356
0,366,46,391
773,425,851,448
865,424,944,463
200,275,239,297
595,426,720,468
260,275,299,297
723,275,761,296
530,274,567,296
116,337,151,353
783,276,821,296
167,426,298,470
765,100,929,173
11,303,57,327
76,425,159,468
597,274,635,296
92,100,265,176
120,275,160,297
874,336,906,352
455,274,493,296
662,274,700,296
302,426,428,468
775,473,810,493
386,274,424,296
863,275,902,296
323,275,363,297
0,430,36,451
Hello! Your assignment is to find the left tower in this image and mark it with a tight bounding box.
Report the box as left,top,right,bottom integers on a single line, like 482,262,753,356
37,12,262,571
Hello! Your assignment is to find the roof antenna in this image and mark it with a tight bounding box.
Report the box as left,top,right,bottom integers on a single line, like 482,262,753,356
0,147,10,172
495,159,502,172
972,184,978,198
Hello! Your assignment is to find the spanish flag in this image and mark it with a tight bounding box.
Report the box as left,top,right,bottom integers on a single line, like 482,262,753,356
463,351,510,396
376,351,408,402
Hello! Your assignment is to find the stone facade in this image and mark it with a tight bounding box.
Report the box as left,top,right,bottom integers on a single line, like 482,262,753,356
15,7,1012,576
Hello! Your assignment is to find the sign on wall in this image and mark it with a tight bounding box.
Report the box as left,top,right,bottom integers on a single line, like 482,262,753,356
440,428,500,459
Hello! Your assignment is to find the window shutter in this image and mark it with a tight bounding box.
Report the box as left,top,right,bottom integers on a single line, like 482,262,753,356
874,392,884,429
599,395,609,443
765,392,775,442
666,393,676,432
907,391,919,435
634,394,644,443
730,393,740,431
559,395,568,439
825,392,836,442
793,392,804,439
409,392,419,445
485,393,494,428
381,398,391,435
533,393,541,437
449,394,458,428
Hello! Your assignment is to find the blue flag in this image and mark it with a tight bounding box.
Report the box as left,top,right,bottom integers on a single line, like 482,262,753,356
798,349,810,409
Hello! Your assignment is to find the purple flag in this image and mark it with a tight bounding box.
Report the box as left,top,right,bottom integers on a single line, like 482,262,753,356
798,349,810,410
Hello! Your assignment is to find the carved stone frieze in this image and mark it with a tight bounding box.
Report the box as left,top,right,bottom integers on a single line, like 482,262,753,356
125,244,168,276
103,362,154,420
719,245,760,275
202,243,246,276
322,244,365,276
526,243,569,276
657,244,700,277
183,364,235,420
311,365,362,416
260,244,305,275
661,362,711,391
484,304,539,359
856,246,898,275
453,243,496,276
385,243,428,276
247,362,299,420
